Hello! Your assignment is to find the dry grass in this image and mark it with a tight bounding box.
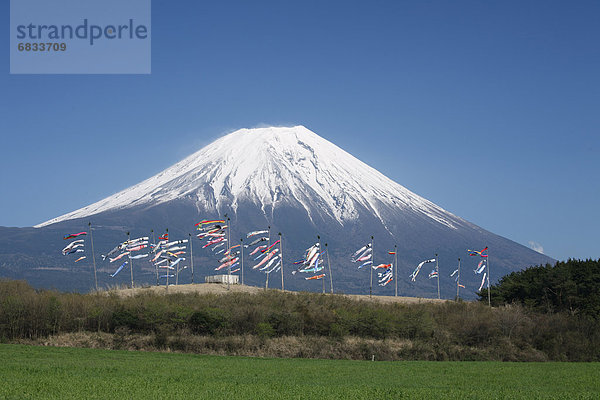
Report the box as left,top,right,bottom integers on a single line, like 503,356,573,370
18,331,417,361
106,283,264,297
107,283,445,304
342,293,444,304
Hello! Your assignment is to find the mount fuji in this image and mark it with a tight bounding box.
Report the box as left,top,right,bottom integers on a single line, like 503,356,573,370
1,126,553,297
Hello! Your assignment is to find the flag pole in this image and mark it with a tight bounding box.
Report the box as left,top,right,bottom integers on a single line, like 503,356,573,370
487,247,491,307
151,229,159,286
265,226,271,290
317,236,322,293
394,245,398,297
226,215,231,290
370,236,374,298
240,238,244,286
165,259,170,293
175,247,180,286
127,231,134,289
457,257,461,301
165,228,169,291
88,222,98,291
326,243,333,294
435,253,440,299
265,267,269,289
278,232,284,291
189,233,194,284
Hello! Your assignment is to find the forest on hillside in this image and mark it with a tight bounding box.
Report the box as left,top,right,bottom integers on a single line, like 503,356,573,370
480,259,600,317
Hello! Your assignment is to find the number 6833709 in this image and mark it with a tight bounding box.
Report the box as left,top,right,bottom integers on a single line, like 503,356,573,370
18,43,67,51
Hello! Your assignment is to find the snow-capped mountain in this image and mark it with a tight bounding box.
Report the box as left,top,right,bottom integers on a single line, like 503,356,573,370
37,125,461,230
2,126,553,296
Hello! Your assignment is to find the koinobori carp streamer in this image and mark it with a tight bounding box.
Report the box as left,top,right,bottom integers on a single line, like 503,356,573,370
63,232,87,240
410,259,435,282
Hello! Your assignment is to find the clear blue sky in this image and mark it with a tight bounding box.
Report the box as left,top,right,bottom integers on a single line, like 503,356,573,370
1,0,598,261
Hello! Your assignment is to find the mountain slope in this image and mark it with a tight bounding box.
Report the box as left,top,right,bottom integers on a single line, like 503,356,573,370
37,126,462,231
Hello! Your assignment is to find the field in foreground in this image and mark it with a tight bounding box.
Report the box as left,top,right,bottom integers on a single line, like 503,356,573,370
2,344,599,399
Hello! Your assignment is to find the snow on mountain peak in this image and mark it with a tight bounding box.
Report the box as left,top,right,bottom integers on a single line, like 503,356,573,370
36,125,463,229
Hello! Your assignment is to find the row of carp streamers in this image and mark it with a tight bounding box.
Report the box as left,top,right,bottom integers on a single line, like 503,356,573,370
197,221,279,275
102,235,140,278
62,231,88,263
409,246,489,291
350,244,394,286
292,242,325,280
151,234,189,280
63,223,490,292
97,231,188,280
247,230,281,274
195,220,240,273
101,235,148,278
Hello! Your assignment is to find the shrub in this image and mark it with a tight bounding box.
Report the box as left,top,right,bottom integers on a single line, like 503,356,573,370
255,322,275,339
189,308,228,335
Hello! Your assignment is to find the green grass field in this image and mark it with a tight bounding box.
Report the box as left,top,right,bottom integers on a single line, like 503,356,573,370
1,344,599,399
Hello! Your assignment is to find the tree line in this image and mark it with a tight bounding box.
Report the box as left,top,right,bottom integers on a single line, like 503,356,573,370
1,276,599,361
479,258,600,317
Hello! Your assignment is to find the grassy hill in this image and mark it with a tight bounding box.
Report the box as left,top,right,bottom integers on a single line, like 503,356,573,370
2,279,599,361
109,282,445,305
